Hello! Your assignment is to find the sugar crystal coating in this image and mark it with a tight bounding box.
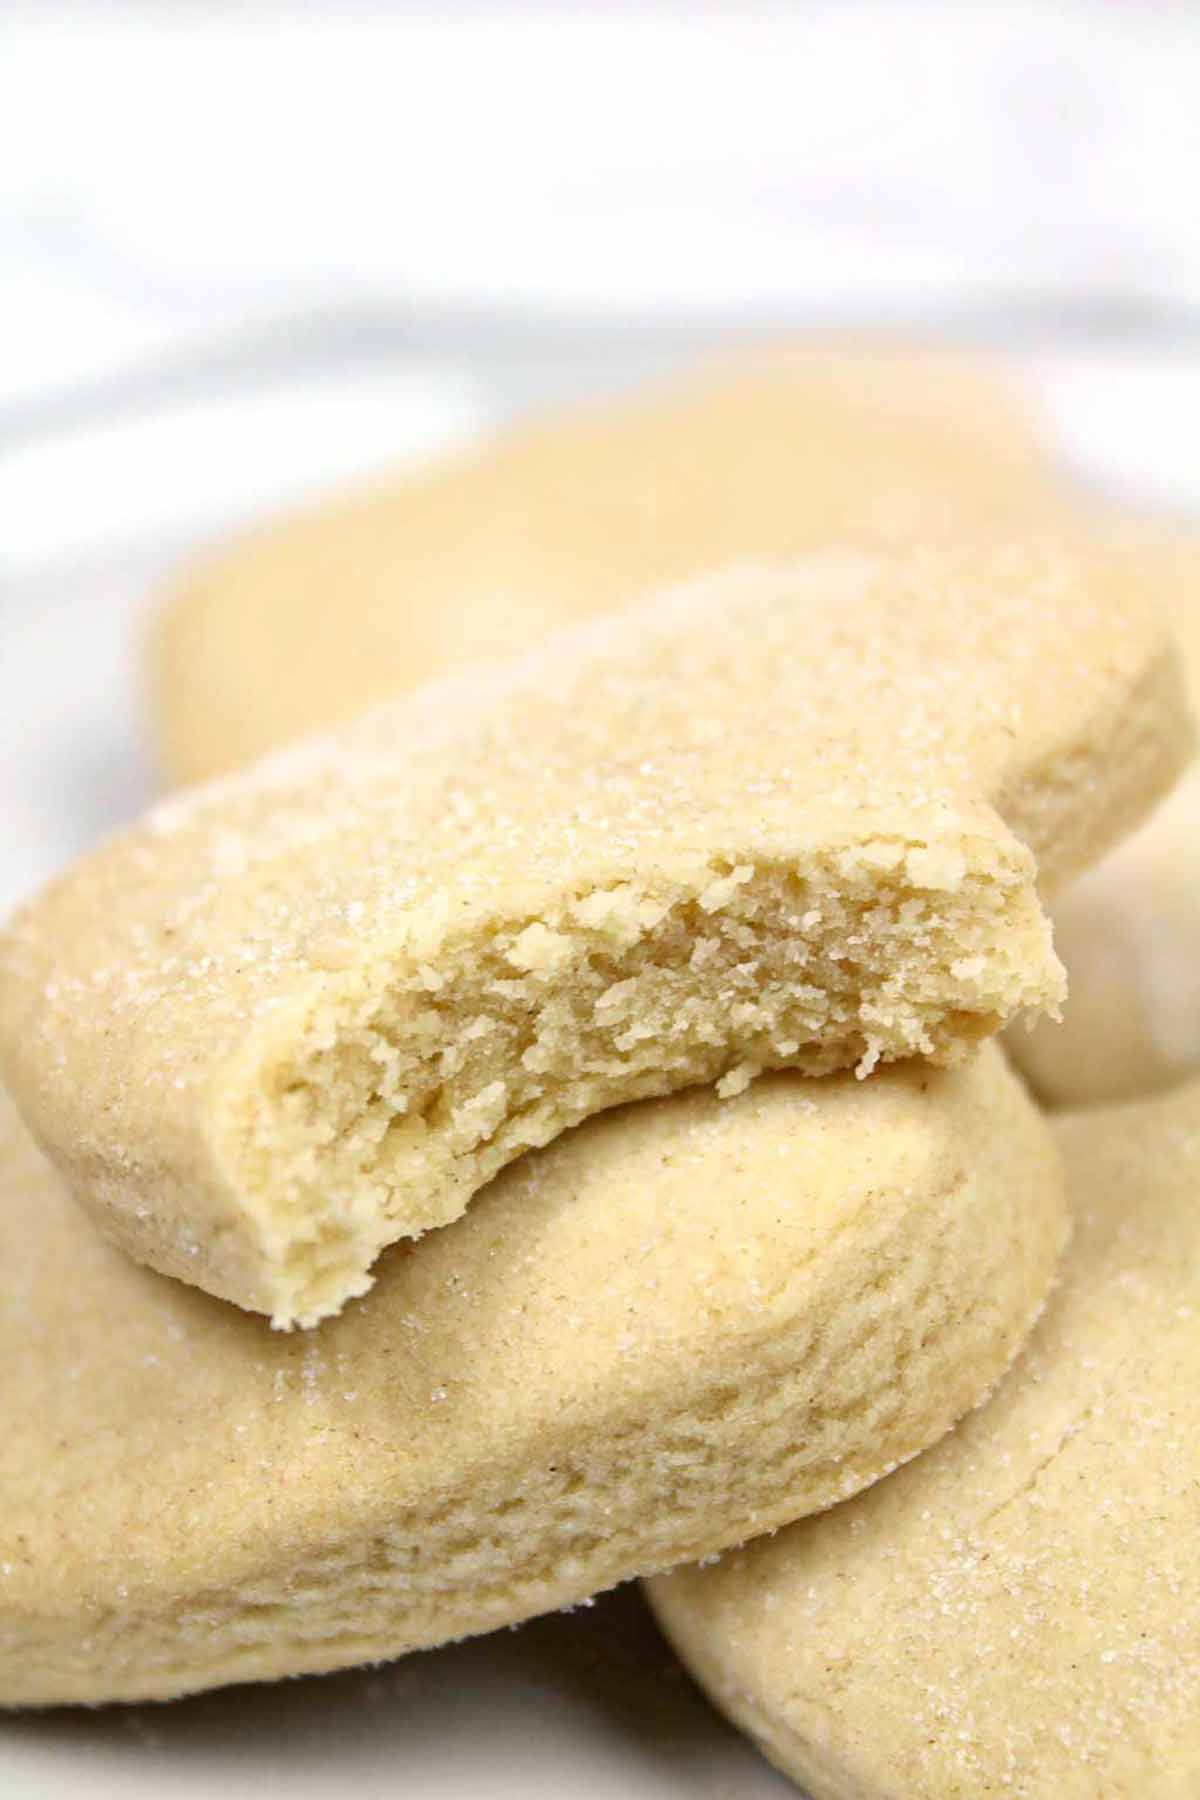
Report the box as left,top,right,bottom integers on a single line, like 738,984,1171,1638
650,1078,1200,1800
0,540,1188,1322
149,346,1060,783
0,1046,1066,1705
1011,532,1200,1108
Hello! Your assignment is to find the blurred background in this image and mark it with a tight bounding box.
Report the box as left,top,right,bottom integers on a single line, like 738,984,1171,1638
2,5,1199,1794
7,1,1200,561
4,1,1200,918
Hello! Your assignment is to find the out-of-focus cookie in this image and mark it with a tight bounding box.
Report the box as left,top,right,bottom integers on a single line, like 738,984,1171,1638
650,1077,1200,1800
1010,536,1200,1108
1,542,1187,1324
0,1046,1066,1705
148,347,1059,785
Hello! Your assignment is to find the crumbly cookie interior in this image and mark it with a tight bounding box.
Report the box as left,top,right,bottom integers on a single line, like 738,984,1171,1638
234,850,1056,1325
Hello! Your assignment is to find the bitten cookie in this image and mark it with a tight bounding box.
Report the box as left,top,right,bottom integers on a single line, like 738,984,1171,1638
649,1078,1200,1800
1010,536,1200,1108
0,543,1187,1324
148,347,1058,784
0,1046,1066,1705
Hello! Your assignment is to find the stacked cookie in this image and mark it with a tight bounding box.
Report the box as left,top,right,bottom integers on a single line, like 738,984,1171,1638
0,351,1196,1799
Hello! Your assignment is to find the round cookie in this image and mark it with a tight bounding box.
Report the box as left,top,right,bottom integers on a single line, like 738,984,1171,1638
0,1045,1066,1706
148,346,1059,785
649,1077,1200,1800
1010,537,1200,1108
0,543,1187,1325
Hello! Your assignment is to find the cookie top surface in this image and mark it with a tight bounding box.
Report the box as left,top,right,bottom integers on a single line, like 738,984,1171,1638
151,346,1057,782
1010,533,1200,1108
0,539,1187,1321
650,1076,1200,1800
0,1045,1065,1703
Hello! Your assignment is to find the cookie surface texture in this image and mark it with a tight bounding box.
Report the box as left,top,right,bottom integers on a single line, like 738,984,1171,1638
649,1077,1200,1800
0,1046,1065,1705
1011,535,1200,1107
0,542,1186,1322
149,347,1056,784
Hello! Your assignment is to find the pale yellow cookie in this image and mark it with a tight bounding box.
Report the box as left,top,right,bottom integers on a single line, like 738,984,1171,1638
1011,536,1200,1107
650,1078,1200,1800
148,347,1058,784
0,542,1187,1325
0,1045,1066,1705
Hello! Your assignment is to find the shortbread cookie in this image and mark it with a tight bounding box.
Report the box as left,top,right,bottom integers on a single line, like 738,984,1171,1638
148,347,1057,784
0,542,1187,1325
0,1046,1066,1705
1011,537,1200,1107
650,1078,1200,1800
